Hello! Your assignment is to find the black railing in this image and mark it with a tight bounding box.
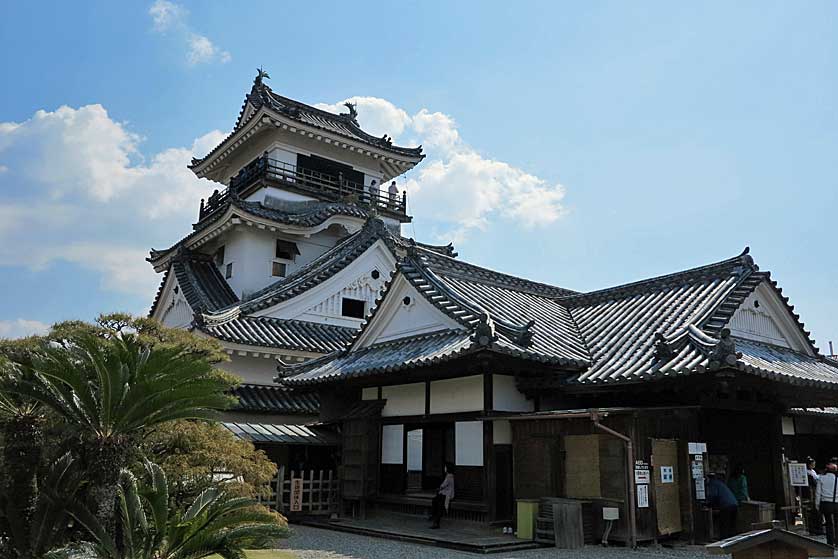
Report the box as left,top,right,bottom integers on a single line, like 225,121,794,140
197,155,407,221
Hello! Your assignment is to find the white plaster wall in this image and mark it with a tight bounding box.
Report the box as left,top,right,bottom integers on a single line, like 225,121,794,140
407,429,423,471
218,227,340,299
493,420,512,445
258,240,395,328
362,387,378,400
492,374,533,412
455,421,484,466
430,376,483,415
728,282,811,352
217,354,279,385
155,274,193,328
381,383,425,417
382,424,403,464
245,186,315,204
356,275,463,348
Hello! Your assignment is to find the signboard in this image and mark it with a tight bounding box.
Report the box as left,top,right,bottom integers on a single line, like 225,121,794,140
634,460,651,484
290,477,304,512
691,459,705,480
637,483,649,508
789,462,808,487
660,466,674,484
695,478,706,500
688,442,707,454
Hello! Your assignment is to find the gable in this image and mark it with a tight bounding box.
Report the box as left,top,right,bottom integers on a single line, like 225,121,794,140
728,281,814,355
253,239,396,328
153,272,194,329
354,274,465,349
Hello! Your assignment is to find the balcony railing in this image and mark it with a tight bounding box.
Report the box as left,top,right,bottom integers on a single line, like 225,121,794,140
199,155,408,221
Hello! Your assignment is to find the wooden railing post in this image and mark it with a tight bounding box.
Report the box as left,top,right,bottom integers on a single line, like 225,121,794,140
276,466,284,512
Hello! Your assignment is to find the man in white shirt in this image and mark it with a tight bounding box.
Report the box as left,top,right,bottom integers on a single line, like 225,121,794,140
815,462,838,545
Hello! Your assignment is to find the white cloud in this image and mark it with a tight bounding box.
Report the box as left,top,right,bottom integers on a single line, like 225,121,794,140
0,319,50,339
148,0,184,31
0,105,223,299
187,34,230,66
319,96,568,241
149,1,230,66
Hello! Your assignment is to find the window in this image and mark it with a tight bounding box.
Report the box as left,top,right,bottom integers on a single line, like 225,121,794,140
213,245,225,266
275,239,300,261
225,263,233,279
341,297,366,319
371,269,380,280
271,261,287,278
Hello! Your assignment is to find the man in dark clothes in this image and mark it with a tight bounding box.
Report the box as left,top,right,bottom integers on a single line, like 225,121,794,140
706,473,739,539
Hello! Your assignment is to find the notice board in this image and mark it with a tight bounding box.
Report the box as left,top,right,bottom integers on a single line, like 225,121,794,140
652,438,682,536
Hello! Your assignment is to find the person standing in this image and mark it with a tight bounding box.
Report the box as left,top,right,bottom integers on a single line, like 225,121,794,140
706,473,739,539
431,463,455,529
727,464,750,503
807,458,823,535
816,462,838,545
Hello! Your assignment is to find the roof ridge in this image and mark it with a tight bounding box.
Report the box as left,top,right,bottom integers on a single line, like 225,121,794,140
415,247,576,298
561,248,756,306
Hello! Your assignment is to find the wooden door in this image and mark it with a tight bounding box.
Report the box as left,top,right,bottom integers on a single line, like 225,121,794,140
652,438,682,535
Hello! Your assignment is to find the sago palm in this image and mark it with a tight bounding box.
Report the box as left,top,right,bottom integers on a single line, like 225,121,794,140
7,333,234,530
48,460,289,559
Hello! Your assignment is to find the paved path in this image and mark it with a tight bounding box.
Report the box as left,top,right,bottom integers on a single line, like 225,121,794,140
278,524,722,559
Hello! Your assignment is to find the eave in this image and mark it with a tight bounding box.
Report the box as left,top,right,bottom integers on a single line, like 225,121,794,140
190,106,424,183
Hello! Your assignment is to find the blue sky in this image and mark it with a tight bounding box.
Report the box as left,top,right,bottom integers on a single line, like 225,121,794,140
0,1,836,350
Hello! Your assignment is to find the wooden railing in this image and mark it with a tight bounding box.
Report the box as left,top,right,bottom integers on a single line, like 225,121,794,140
196,155,407,221
257,467,339,516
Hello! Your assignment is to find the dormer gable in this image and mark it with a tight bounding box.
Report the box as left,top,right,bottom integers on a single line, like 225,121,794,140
354,273,465,348
728,280,815,355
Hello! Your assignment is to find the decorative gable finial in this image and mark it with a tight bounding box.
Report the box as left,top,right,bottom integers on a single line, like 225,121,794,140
473,312,497,347
255,67,270,87
343,101,359,123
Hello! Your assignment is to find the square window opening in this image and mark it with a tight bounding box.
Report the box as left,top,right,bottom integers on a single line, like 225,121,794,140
341,297,366,319
276,239,300,261
272,261,288,278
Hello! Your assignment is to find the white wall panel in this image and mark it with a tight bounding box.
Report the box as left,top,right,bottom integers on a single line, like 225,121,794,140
492,374,533,412
455,421,484,466
381,383,425,417
381,424,403,464
362,387,378,401
493,419,512,444
430,376,483,414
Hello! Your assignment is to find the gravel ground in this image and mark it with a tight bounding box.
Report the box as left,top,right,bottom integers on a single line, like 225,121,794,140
278,525,723,559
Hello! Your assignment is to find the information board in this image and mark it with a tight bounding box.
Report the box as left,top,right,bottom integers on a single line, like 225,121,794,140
789,462,808,487
637,483,649,508
290,477,304,512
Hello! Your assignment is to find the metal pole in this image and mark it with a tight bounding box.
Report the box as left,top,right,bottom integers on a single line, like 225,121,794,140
591,411,637,549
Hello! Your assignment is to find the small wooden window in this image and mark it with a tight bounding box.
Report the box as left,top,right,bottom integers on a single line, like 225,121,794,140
225,263,233,279
272,261,287,278
341,297,366,319
213,245,225,266
276,239,300,261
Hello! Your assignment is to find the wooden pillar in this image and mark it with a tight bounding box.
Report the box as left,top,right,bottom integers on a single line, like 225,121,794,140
769,413,790,508
484,373,496,521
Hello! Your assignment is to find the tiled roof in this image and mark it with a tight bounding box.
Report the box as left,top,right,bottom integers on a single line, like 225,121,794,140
149,249,239,317
149,197,370,263
232,383,319,414
564,252,753,384
281,248,589,386
281,330,476,386
282,247,838,392
201,316,354,354
223,422,339,445
191,79,423,171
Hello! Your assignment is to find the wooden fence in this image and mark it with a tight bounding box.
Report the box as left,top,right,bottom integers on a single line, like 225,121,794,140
258,467,339,515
